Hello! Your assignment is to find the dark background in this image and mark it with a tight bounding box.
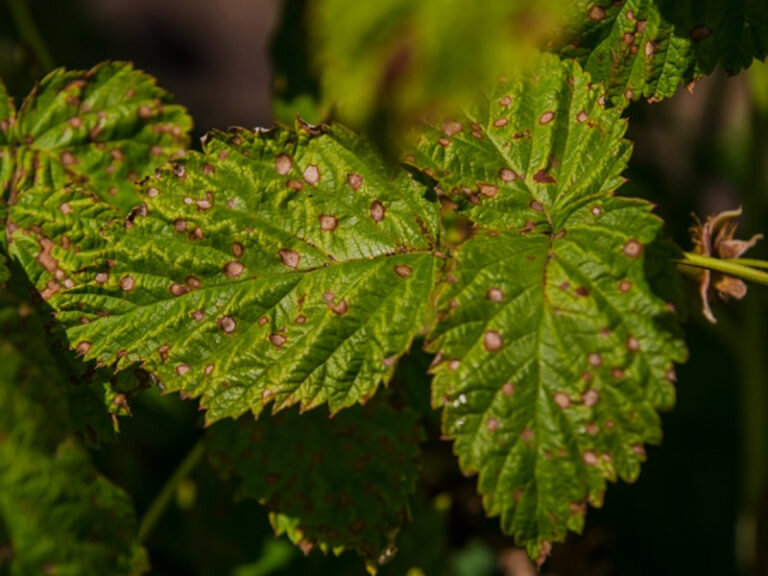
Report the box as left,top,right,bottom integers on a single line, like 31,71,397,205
1,1,766,575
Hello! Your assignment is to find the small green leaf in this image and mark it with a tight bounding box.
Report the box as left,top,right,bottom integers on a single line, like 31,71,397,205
9,123,441,422
4,61,191,212
207,399,422,565
409,55,687,559
0,289,147,575
556,0,768,106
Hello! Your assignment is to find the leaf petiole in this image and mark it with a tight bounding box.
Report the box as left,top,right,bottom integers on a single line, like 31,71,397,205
678,252,768,287
137,439,205,544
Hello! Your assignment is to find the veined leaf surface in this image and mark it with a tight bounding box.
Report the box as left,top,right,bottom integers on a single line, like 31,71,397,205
408,55,687,559
556,0,768,106
9,123,440,422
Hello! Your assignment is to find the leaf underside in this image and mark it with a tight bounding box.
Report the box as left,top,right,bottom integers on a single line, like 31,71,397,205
207,398,422,566
0,288,147,576
407,54,687,559
557,0,768,106
9,123,440,422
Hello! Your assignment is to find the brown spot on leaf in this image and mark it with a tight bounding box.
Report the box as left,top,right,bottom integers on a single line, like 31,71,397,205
442,121,463,136
623,239,643,258
478,183,498,198
583,451,599,466
218,316,236,334
394,264,412,278
275,154,292,175
499,168,517,182
539,111,555,125
554,392,571,409
303,164,320,184
583,389,599,407
60,151,77,166
325,295,348,315
533,169,556,184
270,333,287,348
588,353,602,367
347,173,363,190
224,261,245,278
279,249,300,269
119,275,135,291
487,287,504,302
186,276,201,290
169,283,188,297
370,200,385,222
176,364,190,376
319,214,338,231
588,5,605,21
485,418,499,432
483,330,503,351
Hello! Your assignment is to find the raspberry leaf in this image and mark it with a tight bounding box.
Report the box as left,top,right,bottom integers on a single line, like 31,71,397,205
409,55,687,559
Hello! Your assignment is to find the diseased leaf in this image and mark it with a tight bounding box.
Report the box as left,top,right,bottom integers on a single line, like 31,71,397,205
4,62,191,212
206,399,422,567
310,0,567,129
406,56,631,233
0,288,147,576
556,0,768,106
0,64,191,440
9,123,441,422
408,55,687,559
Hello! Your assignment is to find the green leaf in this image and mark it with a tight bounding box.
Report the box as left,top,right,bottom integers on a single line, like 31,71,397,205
4,61,191,212
206,399,422,566
309,0,567,129
0,63,190,439
0,289,147,575
0,78,14,198
9,123,440,422
556,0,768,106
408,55,687,559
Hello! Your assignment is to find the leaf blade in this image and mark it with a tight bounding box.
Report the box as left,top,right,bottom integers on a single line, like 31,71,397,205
10,124,441,421
411,55,687,559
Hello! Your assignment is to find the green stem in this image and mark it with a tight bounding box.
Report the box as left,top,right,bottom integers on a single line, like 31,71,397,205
724,257,768,271
6,0,54,72
678,252,768,287
137,440,205,543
